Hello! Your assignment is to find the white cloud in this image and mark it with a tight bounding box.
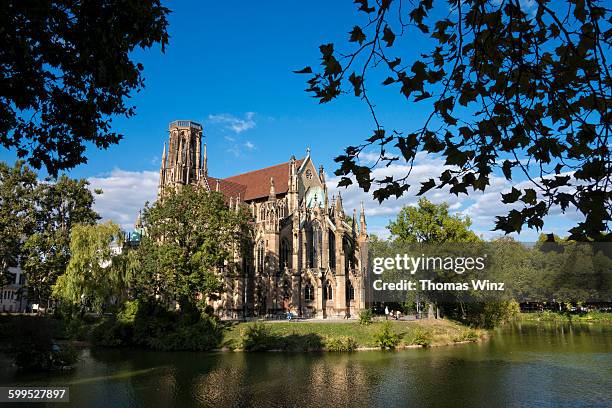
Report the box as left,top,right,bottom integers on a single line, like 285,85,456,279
88,169,158,231
244,141,255,150
208,112,256,134
327,152,583,241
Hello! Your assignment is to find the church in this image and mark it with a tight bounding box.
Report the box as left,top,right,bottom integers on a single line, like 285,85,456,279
157,120,368,318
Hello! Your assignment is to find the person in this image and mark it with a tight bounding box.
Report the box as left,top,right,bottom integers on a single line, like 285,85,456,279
385,306,389,320
286,311,292,321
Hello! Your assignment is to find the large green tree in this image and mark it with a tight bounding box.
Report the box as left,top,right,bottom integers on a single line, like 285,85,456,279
133,187,252,311
298,0,611,241
22,175,100,305
0,161,37,285
53,221,126,312
0,0,170,176
388,197,480,243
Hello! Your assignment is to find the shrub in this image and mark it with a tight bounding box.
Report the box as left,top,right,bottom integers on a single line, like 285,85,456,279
374,322,401,350
91,317,131,347
325,336,358,352
117,300,140,324
241,323,279,351
410,327,432,347
6,316,78,371
359,308,374,326
65,318,91,341
51,344,78,368
453,328,479,343
147,317,222,351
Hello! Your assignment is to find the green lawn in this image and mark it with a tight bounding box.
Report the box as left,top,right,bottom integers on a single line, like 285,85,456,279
220,318,485,351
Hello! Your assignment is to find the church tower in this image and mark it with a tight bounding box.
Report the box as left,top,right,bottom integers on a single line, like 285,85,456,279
158,120,206,197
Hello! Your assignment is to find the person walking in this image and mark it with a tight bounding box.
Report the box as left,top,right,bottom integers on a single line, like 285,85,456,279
385,306,389,320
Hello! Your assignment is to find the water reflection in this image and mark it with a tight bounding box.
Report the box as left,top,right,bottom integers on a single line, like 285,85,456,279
0,322,609,407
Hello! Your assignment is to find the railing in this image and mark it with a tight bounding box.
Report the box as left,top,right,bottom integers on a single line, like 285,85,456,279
169,120,203,130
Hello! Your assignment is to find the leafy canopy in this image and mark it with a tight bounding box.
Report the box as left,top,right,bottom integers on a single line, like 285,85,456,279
298,0,611,241
0,161,37,284
22,174,100,303
0,0,170,176
388,197,480,243
133,187,252,310
53,221,125,312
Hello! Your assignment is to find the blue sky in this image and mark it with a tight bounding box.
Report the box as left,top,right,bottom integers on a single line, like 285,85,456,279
0,0,584,239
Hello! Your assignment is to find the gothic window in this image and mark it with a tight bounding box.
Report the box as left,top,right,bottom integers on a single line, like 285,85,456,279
346,281,355,301
280,238,291,270
304,283,315,301
259,206,265,221
343,237,354,273
257,240,265,273
323,281,333,301
305,169,313,179
328,231,336,268
308,222,322,268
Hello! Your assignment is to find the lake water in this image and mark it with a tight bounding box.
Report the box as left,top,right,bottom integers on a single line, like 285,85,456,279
1,322,610,407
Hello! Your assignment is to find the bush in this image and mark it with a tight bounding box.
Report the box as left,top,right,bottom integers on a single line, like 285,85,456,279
147,317,222,351
241,323,279,351
359,308,374,326
410,327,432,347
89,300,222,351
6,316,78,371
374,322,401,350
91,317,132,347
325,336,358,352
453,328,479,343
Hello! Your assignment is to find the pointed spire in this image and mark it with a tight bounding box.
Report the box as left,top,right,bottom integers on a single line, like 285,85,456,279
336,192,344,212
203,143,208,176
319,165,325,183
135,210,142,229
215,179,220,192
161,142,167,169
306,147,311,157
269,177,276,201
352,208,357,231
360,201,367,235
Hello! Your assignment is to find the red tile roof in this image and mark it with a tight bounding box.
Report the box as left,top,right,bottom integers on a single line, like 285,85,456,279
219,158,305,201
205,177,247,201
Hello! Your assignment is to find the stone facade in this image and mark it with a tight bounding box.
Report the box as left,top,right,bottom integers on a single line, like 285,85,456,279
157,120,367,318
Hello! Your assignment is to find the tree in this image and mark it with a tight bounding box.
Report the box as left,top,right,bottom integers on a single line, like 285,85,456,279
133,187,252,311
298,0,611,241
53,221,126,312
0,1,170,176
0,161,37,285
22,175,100,305
388,197,480,243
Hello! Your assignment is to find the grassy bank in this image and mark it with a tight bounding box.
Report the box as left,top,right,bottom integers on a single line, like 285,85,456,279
220,319,486,352
519,311,612,323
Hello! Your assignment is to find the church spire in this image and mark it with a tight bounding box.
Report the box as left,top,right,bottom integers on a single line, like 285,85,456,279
269,177,276,201
360,201,367,235
203,143,208,176
287,155,298,212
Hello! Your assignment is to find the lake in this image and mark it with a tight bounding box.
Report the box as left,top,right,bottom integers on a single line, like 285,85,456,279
1,322,610,407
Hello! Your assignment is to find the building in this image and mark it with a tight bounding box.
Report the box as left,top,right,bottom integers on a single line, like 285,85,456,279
157,120,368,318
0,265,28,313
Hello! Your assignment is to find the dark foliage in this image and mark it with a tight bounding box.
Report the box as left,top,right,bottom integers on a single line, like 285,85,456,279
0,0,170,176
299,0,611,241
89,300,224,351
3,316,77,371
